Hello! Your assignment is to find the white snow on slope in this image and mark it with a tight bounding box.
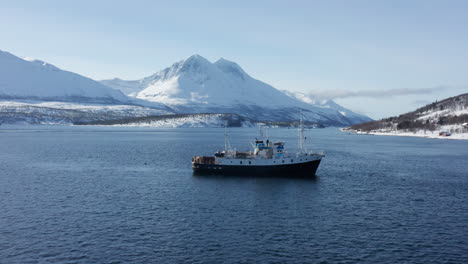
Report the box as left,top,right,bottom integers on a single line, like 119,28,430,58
111,114,255,128
0,50,128,103
0,100,170,115
416,107,468,121
0,100,172,124
354,128,468,140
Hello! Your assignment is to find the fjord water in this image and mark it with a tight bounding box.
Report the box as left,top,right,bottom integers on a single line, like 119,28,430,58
0,127,466,264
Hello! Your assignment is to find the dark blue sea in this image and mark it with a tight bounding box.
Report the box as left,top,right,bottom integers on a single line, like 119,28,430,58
0,126,467,264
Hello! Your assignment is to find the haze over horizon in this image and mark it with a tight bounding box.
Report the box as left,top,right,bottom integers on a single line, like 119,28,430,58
1,0,468,119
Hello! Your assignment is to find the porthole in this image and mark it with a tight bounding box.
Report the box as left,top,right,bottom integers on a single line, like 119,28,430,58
282,160,285,163
240,161,242,164
249,161,251,164
291,159,293,162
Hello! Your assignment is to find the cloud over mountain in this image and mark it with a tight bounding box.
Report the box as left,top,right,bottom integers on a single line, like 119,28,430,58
305,86,462,100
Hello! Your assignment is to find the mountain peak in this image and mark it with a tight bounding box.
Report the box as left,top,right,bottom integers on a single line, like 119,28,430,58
172,54,213,74
183,54,211,65
214,57,230,63
214,57,247,79
187,54,205,59
214,57,239,65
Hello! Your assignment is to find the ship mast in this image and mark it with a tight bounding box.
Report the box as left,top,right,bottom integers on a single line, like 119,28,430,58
224,121,231,152
298,115,306,153
259,124,266,139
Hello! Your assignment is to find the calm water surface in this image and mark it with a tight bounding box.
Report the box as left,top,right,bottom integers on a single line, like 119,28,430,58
0,126,467,263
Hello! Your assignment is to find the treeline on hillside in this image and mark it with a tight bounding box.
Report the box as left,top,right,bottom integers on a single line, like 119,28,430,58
0,106,123,124
414,93,468,114
349,93,468,132
351,113,468,132
73,113,252,127
263,121,325,128
74,113,325,128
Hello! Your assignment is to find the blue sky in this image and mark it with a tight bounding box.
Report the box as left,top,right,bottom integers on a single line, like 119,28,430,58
1,0,468,118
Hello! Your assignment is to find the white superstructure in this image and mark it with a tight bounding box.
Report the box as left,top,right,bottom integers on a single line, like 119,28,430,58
208,122,324,167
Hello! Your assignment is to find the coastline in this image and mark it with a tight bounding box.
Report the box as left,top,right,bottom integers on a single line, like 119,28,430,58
343,128,468,140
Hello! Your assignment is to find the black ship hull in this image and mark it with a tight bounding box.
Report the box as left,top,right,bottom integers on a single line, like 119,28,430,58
192,159,322,177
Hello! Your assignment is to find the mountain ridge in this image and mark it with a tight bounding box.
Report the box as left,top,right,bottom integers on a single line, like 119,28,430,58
0,50,129,104
102,54,372,126
0,49,371,126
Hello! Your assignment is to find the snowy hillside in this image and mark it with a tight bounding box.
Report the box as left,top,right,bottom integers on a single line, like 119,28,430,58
75,113,257,128
0,50,128,103
102,55,371,126
0,100,172,125
347,93,468,139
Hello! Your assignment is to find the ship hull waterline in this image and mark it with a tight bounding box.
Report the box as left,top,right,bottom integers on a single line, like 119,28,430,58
192,159,322,177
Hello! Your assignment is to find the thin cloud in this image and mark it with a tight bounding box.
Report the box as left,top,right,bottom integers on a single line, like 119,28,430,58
307,85,461,100
412,100,431,106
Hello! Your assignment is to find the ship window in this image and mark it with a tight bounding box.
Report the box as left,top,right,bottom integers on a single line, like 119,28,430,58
274,161,276,163
282,160,285,163
240,161,242,164
249,161,251,164
291,159,294,162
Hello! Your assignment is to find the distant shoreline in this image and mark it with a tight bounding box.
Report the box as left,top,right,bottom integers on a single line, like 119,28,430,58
342,128,468,140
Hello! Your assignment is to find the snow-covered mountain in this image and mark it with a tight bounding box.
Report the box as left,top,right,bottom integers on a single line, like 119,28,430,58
0,49,370,126
0,50,128,103
102,55,371,126
0,50,176,125
281,90,371,124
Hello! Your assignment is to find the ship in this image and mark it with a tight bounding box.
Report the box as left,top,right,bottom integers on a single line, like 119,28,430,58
192,120,324,177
